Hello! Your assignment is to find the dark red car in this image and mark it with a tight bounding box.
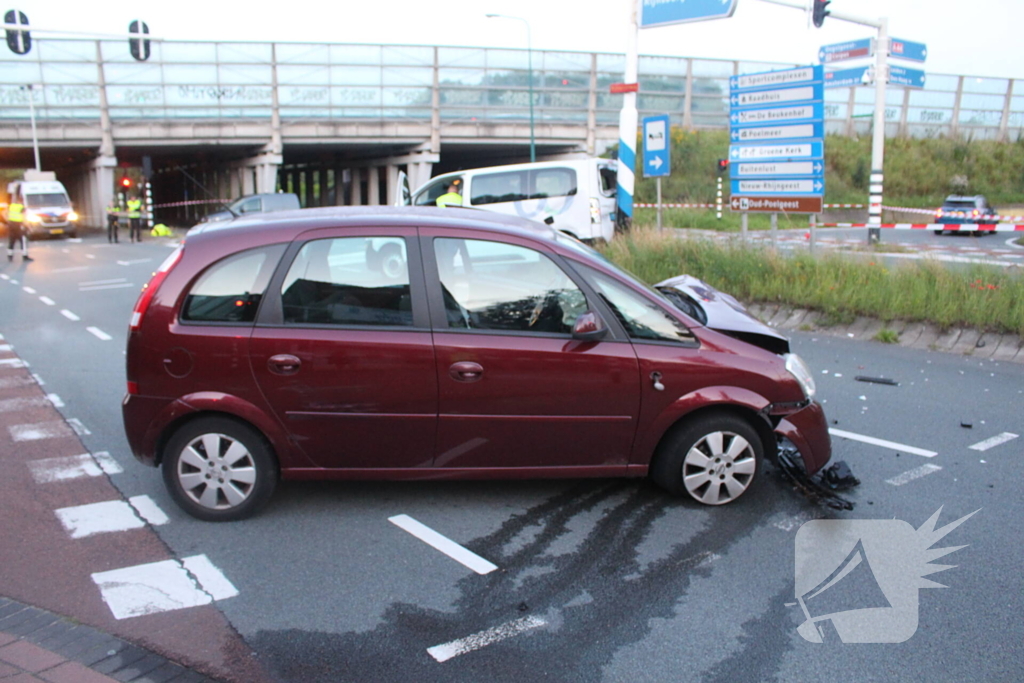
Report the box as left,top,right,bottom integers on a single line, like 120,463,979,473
123,207,830,521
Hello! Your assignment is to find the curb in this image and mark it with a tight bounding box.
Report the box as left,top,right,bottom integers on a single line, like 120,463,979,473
0,596,220,683
745,304,1024,364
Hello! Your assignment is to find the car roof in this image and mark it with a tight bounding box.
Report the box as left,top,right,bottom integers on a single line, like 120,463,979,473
943,195,986,202
186,205,559,245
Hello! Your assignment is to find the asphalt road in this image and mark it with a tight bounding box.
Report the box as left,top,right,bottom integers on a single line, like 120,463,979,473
1,234,1021,682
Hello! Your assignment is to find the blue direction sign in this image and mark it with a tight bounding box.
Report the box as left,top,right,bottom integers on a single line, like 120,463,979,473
818,38,874,64
731,178,825,196
642,114,670,178
889,38,927,63
825,66,874,89
640,0,738,28
730,121,824,144
732,160,824,179
731,82,824,110
729,141,825,162
730,102,824,127
889,65,926,88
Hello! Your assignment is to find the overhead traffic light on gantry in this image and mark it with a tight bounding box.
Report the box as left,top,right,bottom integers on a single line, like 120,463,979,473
812,0,830,28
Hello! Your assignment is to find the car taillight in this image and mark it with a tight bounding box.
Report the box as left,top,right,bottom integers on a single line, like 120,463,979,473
590,198,601,224
972,209,980,217
130,245,183,331
126,381,138,395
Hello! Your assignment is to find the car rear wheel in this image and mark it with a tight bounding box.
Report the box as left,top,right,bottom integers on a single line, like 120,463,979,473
162,416,277,521
933,229,944,235
651,414,763,505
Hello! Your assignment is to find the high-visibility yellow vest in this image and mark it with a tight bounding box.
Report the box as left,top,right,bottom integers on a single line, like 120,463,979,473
126,199,142,218
436,192,462,207
8,202,24,222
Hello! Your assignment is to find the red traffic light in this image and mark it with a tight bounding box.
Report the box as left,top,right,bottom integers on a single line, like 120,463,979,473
120,177,132,189
717,159,730,173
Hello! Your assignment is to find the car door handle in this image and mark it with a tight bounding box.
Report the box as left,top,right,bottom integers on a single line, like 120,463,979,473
268,354,301,375
449,361,484,383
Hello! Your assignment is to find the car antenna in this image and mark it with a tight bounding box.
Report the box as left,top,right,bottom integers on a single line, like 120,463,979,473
174,166,239,218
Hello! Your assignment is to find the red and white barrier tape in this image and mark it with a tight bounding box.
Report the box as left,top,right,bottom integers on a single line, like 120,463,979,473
819,223,1024,232
151,199,231,209
634,203,718,209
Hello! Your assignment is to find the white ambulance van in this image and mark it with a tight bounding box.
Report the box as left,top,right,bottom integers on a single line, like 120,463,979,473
6,170,79,238
407,159,618,243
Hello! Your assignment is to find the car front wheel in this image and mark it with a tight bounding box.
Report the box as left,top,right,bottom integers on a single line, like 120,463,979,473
651,414,763,505
162,416,277,521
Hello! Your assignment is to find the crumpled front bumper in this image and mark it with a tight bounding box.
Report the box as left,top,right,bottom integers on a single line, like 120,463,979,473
774,401,831,475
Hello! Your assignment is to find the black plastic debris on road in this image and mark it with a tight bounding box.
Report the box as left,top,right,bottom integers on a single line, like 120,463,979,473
854,376,899,386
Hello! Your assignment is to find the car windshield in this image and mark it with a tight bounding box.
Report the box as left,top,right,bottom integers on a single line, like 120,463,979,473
24,193,70,208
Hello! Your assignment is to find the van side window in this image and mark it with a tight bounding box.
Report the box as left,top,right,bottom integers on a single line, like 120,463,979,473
281,237,413,327
599,167,617,196
434,238,586,334
471,168,577,206
182,245,285,323
414,179,452,206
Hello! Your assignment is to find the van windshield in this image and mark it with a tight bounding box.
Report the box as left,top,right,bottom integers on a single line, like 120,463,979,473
24,193,70,208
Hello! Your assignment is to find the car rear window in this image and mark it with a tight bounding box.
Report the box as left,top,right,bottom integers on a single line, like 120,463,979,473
280,237,413,327
182,244,285,323
942,201,976,210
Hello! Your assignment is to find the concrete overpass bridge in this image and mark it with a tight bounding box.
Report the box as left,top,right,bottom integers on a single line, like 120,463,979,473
1,37,1019,228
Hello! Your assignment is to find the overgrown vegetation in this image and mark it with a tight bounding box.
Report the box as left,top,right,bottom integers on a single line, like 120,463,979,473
601,228,1024,336
629,130,1024,225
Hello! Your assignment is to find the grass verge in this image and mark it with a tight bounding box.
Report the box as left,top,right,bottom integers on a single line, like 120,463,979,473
600,228,1024,337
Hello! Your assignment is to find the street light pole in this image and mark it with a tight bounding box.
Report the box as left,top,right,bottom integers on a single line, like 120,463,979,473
22,84,41,171
486,13,536,162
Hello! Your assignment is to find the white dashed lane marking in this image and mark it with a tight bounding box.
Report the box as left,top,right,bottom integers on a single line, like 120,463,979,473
60,310,81,321
22,286,36,294
829,428,937,457
9,420,74,441
969,432,1019,452
886,464,943,486
55,495,169,539
389,514,498,575
91,554,238,620
427,616,547,663
39,296,55,305
86,327,113,341
0,358,27,368
28,451,123,483
0,396,50,413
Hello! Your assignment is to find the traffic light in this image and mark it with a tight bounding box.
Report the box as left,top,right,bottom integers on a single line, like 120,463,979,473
812,0,830,28
4,9,31,55
717,159,729,174
120,176,133,190
128,20,151,62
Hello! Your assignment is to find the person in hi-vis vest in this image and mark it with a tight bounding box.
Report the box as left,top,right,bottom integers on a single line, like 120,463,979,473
126,196,143,242
435,179,463,207
6,194,32,262
106,198,120,243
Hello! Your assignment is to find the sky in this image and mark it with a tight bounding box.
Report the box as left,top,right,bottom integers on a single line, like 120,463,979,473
13,0,1023,80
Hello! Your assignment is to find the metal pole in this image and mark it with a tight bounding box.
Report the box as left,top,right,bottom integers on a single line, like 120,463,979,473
25,85,41,171
526,21,536,163
809,213,817,254
868,18,888,245
656,177,662,231
741,212,748,243
716,176,723,220
770,212,778,249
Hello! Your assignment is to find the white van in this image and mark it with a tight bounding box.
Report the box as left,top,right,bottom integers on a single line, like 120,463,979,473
6,171,79,238
406,159,618,243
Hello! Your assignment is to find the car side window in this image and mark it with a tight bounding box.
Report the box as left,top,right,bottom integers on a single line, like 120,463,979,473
433,238,586,334
182,245,285,323
281,237,413,327
576,264,695,344
238,198,261,214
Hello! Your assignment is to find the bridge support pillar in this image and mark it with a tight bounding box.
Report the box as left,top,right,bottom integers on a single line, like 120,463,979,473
240,150,282,194
66,155,117,229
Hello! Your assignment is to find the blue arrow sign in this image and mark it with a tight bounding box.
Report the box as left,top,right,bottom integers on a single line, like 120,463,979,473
640,0,738,28
731,178,825,196
889,65,926,88
642,114,671,178
731,160,824,179
818,38,874,64
730,66,823,93
730,82,824,111
729,141,825,162
730,102,824,127
730,122,824,144
889,38,927,63
825,66,874,89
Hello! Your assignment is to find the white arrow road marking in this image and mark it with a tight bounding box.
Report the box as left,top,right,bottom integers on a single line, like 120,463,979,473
969,432,1018,451
389,514,498,575
829,428,937,457
427,616,547,663
886,464,943,486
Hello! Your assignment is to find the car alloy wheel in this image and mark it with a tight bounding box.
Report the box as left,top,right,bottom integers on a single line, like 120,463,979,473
163,417,277,521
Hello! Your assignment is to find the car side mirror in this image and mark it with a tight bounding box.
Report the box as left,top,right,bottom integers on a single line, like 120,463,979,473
544,216,555,225
572,310,608,342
